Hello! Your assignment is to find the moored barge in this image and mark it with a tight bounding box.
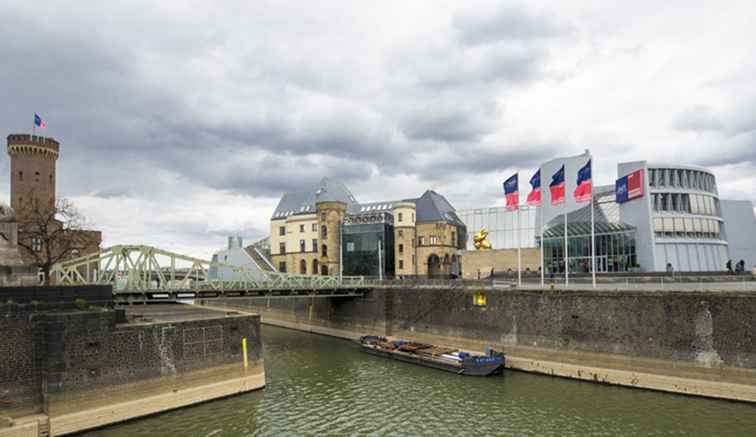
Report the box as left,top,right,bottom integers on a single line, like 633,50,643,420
359,336,505,376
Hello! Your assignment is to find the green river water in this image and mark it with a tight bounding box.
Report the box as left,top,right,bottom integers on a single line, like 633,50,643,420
83,325,755,436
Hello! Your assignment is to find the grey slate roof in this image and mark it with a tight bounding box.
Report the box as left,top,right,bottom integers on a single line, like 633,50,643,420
413,190,465,226
347,190,464,226
272,178,464,227
272,177,358,219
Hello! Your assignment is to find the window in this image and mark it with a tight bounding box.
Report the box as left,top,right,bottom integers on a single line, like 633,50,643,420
412,255,416,265
312,259,319,274
49,174,52,185
398,230,404,238
312,239,318,252
300,259,307,274
279,226,286,236
300,239,306,252
31,238,42,252
451,231,456,245
399,260,404,270
18,171,23,181
279,242,286,254
278,261,287,273
418,236,425,246
322,225,328,238
429,236,439,245
398,212,403,222
321,212,326,221
34,171,40,182
398,244,404,254
312,223,318,232
321,244,328,257
346,242,355,252
300,224,305,232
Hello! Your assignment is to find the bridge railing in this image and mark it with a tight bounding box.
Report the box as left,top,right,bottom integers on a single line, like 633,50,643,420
50,244,368,292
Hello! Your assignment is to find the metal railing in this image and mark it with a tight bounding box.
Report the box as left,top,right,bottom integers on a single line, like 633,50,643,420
50,244,368,293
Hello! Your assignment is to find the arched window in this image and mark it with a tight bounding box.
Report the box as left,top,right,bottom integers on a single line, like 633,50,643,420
312,259,319,275
321,244,328,257
299,259,307,274
321,225,328,238
321,264,328,276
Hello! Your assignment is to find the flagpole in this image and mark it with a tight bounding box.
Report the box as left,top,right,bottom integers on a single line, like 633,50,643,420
517,198,522,287
564,204,568,287
590,158,596,288
540,201,544,288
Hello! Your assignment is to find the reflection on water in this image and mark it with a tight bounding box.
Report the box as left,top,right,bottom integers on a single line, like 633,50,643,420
83,325,756,437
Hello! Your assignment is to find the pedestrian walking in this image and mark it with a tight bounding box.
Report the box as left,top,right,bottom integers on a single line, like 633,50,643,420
726,259,733,273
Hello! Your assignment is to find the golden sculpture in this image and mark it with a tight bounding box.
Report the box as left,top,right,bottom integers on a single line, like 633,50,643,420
473,227,493,250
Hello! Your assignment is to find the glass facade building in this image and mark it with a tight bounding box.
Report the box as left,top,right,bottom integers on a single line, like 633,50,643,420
456,206,538,250
455,157,752,273
540,190,639,273
341,220,395,278
542,227,638,273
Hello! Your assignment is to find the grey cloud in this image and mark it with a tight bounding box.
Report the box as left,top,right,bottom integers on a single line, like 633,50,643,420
673,106,725,132
694,131,756,167
406,142,564,182
453,4,570,46
399,102,497,142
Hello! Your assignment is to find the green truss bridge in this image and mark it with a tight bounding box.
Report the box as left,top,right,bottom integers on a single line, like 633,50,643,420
50,245,369,303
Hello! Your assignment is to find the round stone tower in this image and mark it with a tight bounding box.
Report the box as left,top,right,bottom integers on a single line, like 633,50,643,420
7,134,59,220
393,201,417,277
316,200,347,276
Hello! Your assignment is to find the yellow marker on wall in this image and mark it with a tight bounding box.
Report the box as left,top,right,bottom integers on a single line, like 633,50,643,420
242,337,249,369
473,292,487,307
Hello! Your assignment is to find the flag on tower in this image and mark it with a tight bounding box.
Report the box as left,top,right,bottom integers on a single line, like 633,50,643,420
503,173,519,211
550,165,565,205
34,113,46,129
526,169,541,206
574,159,592,202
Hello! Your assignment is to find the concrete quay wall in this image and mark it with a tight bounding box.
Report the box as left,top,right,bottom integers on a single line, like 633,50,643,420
0,297,264,436
214,287,756,402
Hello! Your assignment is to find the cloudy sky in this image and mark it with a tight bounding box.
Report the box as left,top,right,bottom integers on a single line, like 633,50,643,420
1,0,754,258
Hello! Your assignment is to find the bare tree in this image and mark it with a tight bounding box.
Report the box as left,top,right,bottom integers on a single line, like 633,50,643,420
16,197,100,285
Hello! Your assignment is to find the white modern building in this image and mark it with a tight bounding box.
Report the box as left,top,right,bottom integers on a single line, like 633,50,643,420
208,236,275,281
458,153,756,273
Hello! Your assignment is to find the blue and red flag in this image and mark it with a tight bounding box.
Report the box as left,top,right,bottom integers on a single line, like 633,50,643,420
503,173,519,211
34,113,46,129
526,169,541,206
550,165,565,205
574,159,592,202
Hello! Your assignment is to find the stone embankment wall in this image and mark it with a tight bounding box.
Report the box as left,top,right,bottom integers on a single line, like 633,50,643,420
1,287,264,436
216,287,756,401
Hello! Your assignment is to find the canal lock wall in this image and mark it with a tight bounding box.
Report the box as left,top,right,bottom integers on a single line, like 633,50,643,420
214,286,756,402
0,287,264,437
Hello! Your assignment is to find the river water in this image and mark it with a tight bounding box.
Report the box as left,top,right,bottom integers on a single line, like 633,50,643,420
84,325,755,437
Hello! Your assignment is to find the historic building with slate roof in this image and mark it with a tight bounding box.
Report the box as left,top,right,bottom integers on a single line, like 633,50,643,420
269,177,466,278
